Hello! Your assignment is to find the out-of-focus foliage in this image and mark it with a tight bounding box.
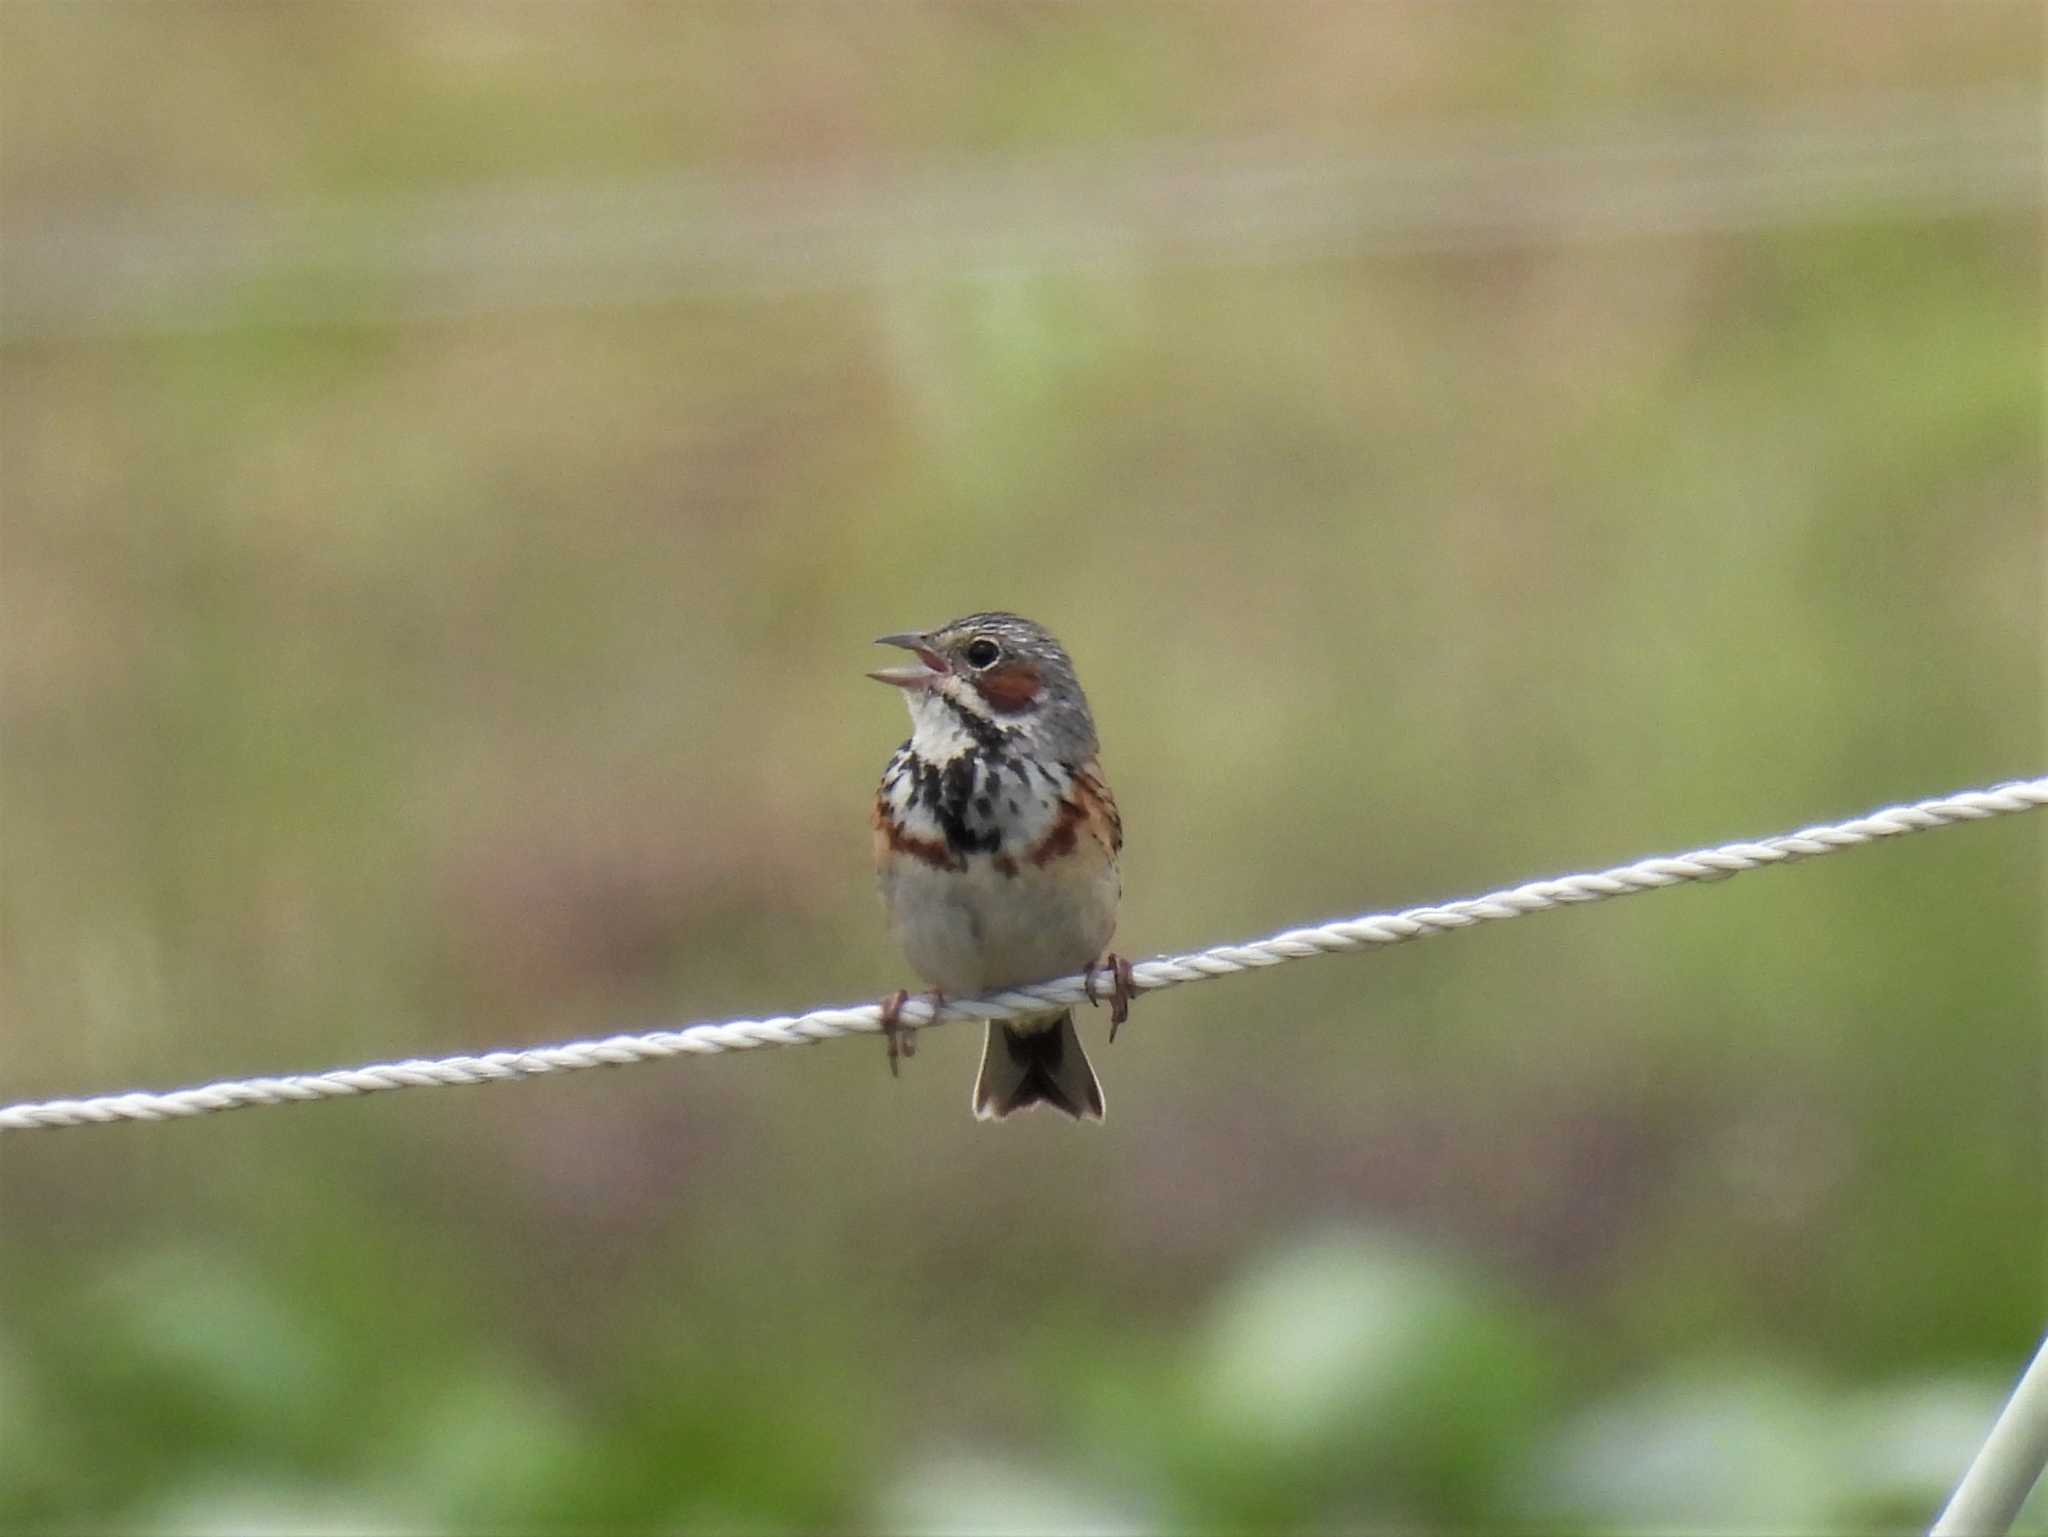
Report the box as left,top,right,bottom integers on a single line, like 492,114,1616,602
2,6,2040,1532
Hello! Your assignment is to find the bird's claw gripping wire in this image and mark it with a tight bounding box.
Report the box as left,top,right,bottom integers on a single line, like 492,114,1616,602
1085,953,1137,1041
879,989,940,1075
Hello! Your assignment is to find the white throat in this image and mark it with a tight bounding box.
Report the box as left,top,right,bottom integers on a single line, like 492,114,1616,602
904,686,994,763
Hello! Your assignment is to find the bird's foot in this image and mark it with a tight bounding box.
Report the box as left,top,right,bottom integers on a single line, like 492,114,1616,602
1085,953,1137,1041
878,988,940,1075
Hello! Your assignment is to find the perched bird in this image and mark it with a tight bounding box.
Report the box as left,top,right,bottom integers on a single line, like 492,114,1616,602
868,612,1133,1120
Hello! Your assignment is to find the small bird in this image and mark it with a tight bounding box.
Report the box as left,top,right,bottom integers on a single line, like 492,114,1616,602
867,612,1133,1120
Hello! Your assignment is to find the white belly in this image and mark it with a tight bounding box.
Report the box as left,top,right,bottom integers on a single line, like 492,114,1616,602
882,852,1118,996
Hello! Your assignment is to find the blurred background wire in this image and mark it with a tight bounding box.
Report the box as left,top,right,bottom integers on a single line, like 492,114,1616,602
8,89,2040,336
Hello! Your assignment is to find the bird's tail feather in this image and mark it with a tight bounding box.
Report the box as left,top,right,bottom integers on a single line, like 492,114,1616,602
973,1011,1104,1122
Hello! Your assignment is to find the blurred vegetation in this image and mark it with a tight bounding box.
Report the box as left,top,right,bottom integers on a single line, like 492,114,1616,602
2,5,2042,1532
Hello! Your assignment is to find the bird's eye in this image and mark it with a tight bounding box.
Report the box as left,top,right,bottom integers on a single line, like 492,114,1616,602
964,638,1001,669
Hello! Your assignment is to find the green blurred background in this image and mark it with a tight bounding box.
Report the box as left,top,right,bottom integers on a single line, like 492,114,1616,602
3,5,2043,1532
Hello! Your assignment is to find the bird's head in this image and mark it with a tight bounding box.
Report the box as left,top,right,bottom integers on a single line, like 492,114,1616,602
869,612,1097,762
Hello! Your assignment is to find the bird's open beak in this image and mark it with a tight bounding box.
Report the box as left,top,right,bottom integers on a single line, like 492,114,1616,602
868,632,949,690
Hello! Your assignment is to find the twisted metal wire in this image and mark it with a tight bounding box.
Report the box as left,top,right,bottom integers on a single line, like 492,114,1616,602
4,777,2042,1132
